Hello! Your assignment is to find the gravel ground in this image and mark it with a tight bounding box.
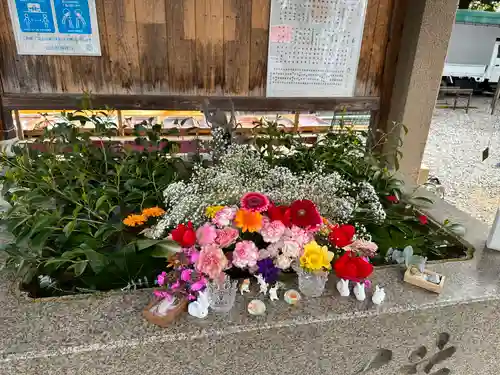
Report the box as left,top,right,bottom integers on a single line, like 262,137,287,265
423,95,500,224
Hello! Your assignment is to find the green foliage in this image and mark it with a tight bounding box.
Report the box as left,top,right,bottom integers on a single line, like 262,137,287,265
0,111,181,295
251,117,467,261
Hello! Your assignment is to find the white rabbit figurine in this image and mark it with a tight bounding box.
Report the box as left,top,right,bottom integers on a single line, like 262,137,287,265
353,282,366,301
336,279,350,297
255,274,268,295
188,290,209,319
372,285,386,305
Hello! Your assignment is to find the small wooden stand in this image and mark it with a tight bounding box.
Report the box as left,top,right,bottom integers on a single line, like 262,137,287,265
404,267,445,294
143,298,188,327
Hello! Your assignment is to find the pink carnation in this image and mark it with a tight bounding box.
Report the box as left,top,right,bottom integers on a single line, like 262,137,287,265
345,239,379,258
195,244,228,280
283,225,313,247
266,242,282,257
215,227,239,247
260,220,286,243
196,223,217,246
240,192,270,212
232,240,259,268
213,207,237,227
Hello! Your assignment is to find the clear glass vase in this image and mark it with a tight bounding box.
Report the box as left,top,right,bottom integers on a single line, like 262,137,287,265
207,275,238,313
297,270,328,297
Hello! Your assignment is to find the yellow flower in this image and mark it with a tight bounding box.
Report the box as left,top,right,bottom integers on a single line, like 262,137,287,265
234,209,263,233
141,207,165,218
300,241,334,271
123,214,148,227
205,205,224,218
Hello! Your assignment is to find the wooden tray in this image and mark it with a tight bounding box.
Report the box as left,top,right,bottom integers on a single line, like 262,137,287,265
143,298,188,327
404,267,445,294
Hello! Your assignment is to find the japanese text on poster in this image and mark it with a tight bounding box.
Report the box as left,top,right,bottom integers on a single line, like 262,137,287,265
8,0,101,56
266,0,367,97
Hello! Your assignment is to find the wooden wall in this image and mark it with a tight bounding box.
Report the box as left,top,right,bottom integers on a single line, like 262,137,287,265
0,0,399,99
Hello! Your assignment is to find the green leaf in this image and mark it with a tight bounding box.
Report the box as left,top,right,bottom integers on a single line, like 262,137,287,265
30,230,52,251
95,195,108,211
68,261,88,277
135,239,160,251
151,247,175,258
63,220,76,237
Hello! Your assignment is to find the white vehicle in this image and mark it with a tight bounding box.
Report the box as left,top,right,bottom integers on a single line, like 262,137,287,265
443,10,500,88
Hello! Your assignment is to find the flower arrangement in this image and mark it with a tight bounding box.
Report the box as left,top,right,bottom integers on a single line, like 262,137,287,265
150,191,379,318
150,145,385,239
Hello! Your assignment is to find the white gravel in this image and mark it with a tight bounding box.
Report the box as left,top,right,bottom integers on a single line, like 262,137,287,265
423,96,500,224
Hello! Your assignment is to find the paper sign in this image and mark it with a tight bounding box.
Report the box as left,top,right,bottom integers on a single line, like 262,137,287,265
7,0,101,55
266,0,367,97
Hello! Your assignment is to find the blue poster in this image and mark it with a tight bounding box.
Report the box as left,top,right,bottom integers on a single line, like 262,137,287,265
54,0,92,34
14,0,55,33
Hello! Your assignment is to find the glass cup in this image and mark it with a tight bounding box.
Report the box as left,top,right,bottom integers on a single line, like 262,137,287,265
297,269,328,297
207,275,238,313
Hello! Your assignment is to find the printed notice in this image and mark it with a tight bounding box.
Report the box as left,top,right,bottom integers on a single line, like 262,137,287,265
8,0,101,56
266,0,367,97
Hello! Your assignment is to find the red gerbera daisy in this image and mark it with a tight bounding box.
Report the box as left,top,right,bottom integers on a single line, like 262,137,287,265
267,204,292,227
328,224,355,248
289,200,322,229
240,192,270,212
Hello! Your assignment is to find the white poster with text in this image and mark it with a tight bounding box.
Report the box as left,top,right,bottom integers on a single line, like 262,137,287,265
7,0,101,56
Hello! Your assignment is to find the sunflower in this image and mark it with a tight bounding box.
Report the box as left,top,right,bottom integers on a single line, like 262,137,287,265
123,214,148,227
141,206,165,218
234,209,263,233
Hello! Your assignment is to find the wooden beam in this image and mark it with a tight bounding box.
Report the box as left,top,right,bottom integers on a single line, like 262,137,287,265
2,93,380,112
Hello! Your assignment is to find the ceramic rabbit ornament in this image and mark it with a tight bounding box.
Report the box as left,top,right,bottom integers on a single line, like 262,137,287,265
353,282,366,301
336,279,350,297
255,274,268,295
372,285,386,305
188,290,209,319
153,296,177,316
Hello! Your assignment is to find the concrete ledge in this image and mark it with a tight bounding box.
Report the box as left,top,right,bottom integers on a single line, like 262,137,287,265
1,197,498,374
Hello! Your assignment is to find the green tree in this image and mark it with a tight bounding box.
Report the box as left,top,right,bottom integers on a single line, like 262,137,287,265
459,0,499,10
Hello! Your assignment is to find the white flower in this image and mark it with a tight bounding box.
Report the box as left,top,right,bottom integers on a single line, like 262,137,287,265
275,254,293,270
281,240,301,258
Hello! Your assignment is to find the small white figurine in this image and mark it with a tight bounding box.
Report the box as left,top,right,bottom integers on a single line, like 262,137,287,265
188,290,209,319
269,282,283,301
336,279,350,297
372,285,386,305
240,278,251,295
154,296,177,316
353,282,366,301
255,274,268,295
248,299,266,315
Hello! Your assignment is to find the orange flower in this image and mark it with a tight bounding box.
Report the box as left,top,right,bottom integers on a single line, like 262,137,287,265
123,214,148,227
234,209,263,233
141,206,165,218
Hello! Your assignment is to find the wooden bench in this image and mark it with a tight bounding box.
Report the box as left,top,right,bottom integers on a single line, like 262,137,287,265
438,87,474,113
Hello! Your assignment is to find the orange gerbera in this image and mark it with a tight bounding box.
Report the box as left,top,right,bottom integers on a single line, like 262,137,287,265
234,209,263,233
123,214,148,227
141,206,165,218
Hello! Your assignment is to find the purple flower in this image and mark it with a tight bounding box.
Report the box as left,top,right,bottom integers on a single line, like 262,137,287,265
257,258,280,284
180,269,193,282
190,277,207,292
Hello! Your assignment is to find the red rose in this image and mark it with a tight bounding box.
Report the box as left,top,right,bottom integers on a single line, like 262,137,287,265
171,221,196,247
289,200,322,229
418,215,428,225
328,224,355,248
267,205,292,227
334,252,373,280
386,195,399,203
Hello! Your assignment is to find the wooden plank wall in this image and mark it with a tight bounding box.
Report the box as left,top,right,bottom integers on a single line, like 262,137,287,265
0,0,396,98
